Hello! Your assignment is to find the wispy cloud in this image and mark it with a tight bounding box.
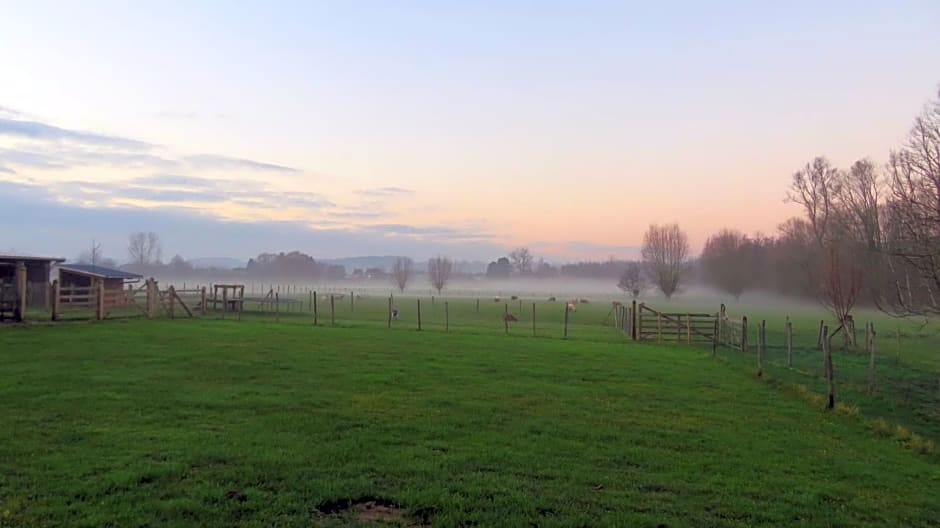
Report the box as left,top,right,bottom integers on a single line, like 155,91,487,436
0,105,23,118
0,117,153,150
0,165,15,174
356,186,414,197
183,154,297,173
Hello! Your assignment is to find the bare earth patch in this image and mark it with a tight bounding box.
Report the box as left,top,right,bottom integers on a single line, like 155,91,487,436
318,497,422,525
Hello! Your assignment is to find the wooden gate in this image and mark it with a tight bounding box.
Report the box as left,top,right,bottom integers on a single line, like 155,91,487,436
636,303,718,345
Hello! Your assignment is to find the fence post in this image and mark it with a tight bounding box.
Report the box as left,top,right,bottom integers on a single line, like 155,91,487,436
313,291,318,325
741,316,748,353
351,291,354,312
167,285,175,319
222,287,228,320
387,296,393,328
445,302,450,332
711,318,718,356
417,299,422,331
686,312,692,345
532,302,537,337
504,303,509,334
476,298,480,314
330,294,335,326
817,319,825,350
309,291,313,311
823,325,834,409
51,279,60,321
15,262,26,322
201,287,207,316
563,303,569,339
867,322,876,395
784,317,792,366
275,293,280,323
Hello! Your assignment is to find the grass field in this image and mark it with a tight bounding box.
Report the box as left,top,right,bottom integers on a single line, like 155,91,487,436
2,317,939,526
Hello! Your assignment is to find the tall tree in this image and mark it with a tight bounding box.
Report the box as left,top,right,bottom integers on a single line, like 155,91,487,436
391,257,413,292
509,247,534,274
128,232,162,266
700,229,753,299
641,223,690,298
427,256,453,294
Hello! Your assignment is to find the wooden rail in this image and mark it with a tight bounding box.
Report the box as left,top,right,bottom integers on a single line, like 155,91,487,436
636,303,717,344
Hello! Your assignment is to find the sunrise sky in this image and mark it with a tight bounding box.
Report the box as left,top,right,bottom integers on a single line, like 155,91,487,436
1,1,938,262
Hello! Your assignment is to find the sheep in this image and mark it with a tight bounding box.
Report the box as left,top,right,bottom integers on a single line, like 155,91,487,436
503,313,518,322
566,303,577,312
548,296,556,301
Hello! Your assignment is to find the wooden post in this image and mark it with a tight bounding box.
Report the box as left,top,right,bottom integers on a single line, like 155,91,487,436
330,294,335,326
167,285,175,319
445,301,449,332
741,316,748,354
675,313,681,341
518,298,522,313
309,291,313,311
686,312,692,345
563,303,569,339
222,287,228,320
657,312,663,343
387,296,392,328
717,308,724,346
532,302,536,337
632,300,638,340
867,322,876,395
417,299,422,331
15,262,26,322
51,279,60,321
201,287,207,316
711,319,718,356
756,319,764,378
504,303,509,334
237,289,243,321
350,291,354,312
786,318,793,367
275,293,280,323
817,319,825,350
313,291,318,325
823,325,834,409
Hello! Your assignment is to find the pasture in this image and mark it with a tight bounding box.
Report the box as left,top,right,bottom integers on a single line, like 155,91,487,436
2,309,939,526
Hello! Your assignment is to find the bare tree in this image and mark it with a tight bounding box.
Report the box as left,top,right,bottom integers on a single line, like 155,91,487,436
391,257,413,292
616,261,647,298
883,91,940,315
509,247,534,274
128,232,162,266
700,229,753,300
641,223,690,298
427,255,453,294
787,157,841,247
77,239,103,266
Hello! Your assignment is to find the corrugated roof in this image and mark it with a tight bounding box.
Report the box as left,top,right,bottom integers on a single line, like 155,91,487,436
59,264,143,279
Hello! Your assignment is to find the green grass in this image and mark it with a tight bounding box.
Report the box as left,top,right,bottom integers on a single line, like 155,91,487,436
2,319,939,527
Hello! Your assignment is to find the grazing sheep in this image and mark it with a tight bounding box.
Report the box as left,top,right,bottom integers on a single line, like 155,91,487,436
493,297,501,302
503,313,518,322
391,308,399,320
566,303,577,312
579,298,590,304
511,295,518,300
548,296,556,301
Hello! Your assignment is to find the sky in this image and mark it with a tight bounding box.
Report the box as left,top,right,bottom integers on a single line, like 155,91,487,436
1,0,938,263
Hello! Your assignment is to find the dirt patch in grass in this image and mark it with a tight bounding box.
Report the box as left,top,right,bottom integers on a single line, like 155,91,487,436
318,497,428,525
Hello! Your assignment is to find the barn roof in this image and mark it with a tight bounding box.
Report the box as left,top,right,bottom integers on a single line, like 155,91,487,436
0,254,66,264
59,264,143,280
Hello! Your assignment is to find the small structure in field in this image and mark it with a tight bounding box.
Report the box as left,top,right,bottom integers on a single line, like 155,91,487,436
57,264,143,307
0,254,65,318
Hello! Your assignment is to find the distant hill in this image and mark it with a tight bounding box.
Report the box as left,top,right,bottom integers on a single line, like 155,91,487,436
189,257,246,270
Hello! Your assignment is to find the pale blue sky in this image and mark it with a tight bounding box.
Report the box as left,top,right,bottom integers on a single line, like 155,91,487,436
1,1,938,261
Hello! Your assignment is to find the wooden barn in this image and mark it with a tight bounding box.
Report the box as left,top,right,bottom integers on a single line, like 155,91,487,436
56,264,143,306
0,255,65,316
